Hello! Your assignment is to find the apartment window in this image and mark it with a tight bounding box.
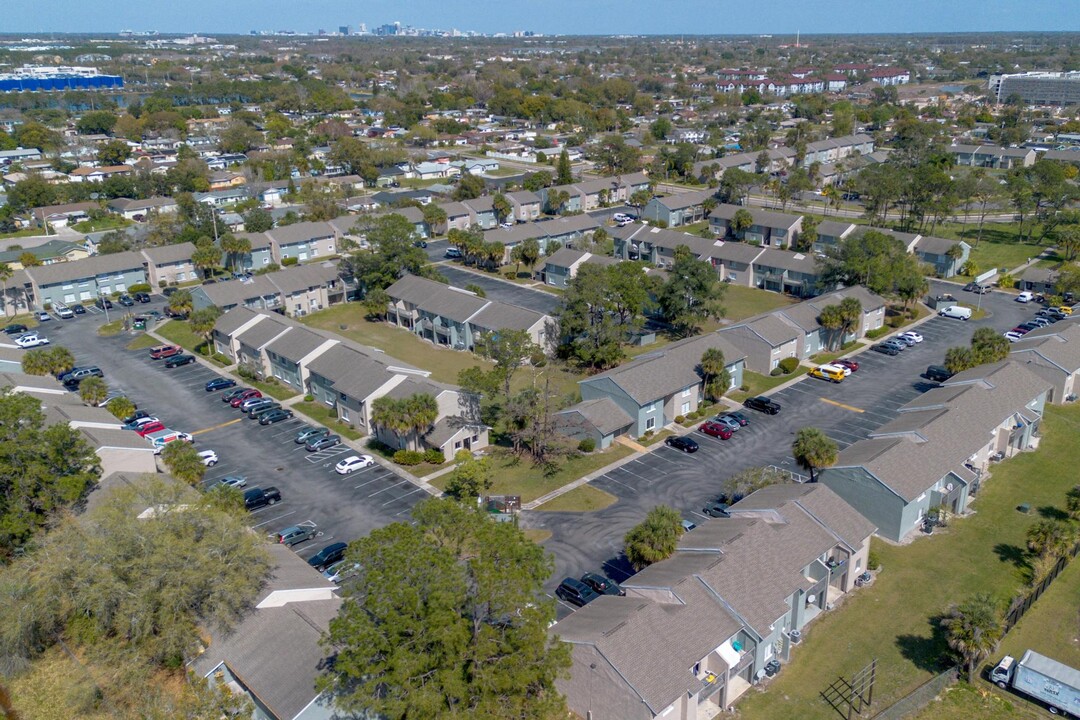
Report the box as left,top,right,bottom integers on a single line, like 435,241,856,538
471,434,479,443
681,388,692,398
340,407,350,421
692,662,701,676
855,558,862,571
646,418,656,430
681,402,690,415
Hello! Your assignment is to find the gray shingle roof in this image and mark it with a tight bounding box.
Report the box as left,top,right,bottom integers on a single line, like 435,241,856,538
386,274,488,323
266,220,335,246
236,314,291,350
469,301,546,333
141,242,196,265
264,326,331,362
25,250,145,286
556,398,634,435
214,307,262,336
1011,321,1080,373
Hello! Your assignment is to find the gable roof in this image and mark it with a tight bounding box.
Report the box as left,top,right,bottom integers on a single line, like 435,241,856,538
141,241,196,265
266,221,335,246
24,250,145,286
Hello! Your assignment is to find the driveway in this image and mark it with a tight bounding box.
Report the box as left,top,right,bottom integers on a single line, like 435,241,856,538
528,283,1039,616
40,303,426,562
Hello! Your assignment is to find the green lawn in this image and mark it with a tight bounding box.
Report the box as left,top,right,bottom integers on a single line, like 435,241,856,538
737,404,1080,720
998,545,1080,670
71,216,131,234
535,484,618,512
722,284,799,322
301,305,492,385
229,374,299,401
910,682,1047,720
638,428,674,446
430,445,634,503
809,341,861,365
154,320,230,366
126,333,159,350
97,320,125,336
292,400,363,441
728,367,808,402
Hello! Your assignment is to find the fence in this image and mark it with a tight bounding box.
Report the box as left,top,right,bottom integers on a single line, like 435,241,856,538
1003,540,1080,633
767,464,810,484
869,667,958,720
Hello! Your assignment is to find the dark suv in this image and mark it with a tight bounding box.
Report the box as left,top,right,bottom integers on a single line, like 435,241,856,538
925,365,954,383
555,577,599,607
581,572,624,596
307,542,349,570
243,486,281,510
744,396,781,415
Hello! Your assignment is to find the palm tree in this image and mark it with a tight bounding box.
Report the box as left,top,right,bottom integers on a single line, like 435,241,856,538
78,376,108,407
730,208,754,240
818,304,845,351
20,348,53,376
942,593,1002,684
700,348,730,401
105,396,136,421
0,262,13,317
221,233,252,272
167,289,193,317
404,393,439,450
189,307,222,355
372,396,409,447
791,427,838,482
161,441,207,486
1066,485,1080,521
838,297,863,343
44,346,75,377
1025,519,1076,559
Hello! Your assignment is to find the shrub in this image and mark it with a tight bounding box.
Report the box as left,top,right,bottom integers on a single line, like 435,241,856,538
740,384,750,392
674,415,685,424
778,357,800,374
867,550,882,572
424,448,445,464
503,271,516,280
770,367,783,376
578,438,596,453
866,326,890,339
393,450,425,466
529,351,547,367
281,257,299,267
128,283,151,294
304,394,315,402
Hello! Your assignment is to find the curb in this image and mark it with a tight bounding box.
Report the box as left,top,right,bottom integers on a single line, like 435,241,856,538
522,448,646,511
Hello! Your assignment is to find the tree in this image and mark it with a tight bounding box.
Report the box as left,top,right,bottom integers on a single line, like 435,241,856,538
838,297,863,342
719,466,790,505
658,246,726,337
944,346,977,375
556,149,573,185
161,440,207,486
445,451,494,500
97,139,132,166
320,498,569,720
492,193,512,224
475,329,539,400
792,427,839,482
730,208,753,239
941,594,1002,684
220,232,252,272
624,505,684,570
191,242,221,279
75,109,118,135
817,305,845,351
557,263,653,370
20,348,54,376
43,346,75,377
1056,224,1080,262
189,307,222,355
242,206,274,234
1025,519,1076,559
650,117,672,141
523,171,553,192
362,287,390,320
970,327,1010,365
106,396,137,421
820,230,926,297
372,393,439,451
347,214,430,292
0,389,100,558
700,348,731,401
78,376,108,407
167,288,193,316
422,203,448,234
593,134,641,174
453,173,486,201
0,261,11,317
18,251,40,268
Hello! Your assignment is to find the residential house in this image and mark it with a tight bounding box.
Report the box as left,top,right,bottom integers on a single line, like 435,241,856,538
1019,266,1059,295
539,247,619,288
231,232,275,271
208,171,246,191
384,274,551,351
554,398,635,449
506,190,542,222
68,164,134,183
542,214,602,249
751,248,822,297
438,201,474,232
812,220,857,253
462,196,499,229
107,196,178,220
193,188,249,208
192,262,344,317
141,242,197,287
536,184,585,214
266,221,337,264
32,201,97,228
0,239,88,270
578,333,746,437
718,315,802,374
709,204,803,249
642,189,717,227
1011,317,1080,403
555,483,874,720
948,143,1036,169
191,543,340,720
264,325,338,389
910,235,970,278
613,224,718,266
709,240,768,287
820,361,1050,541
0,147,43,166
22,250,147,308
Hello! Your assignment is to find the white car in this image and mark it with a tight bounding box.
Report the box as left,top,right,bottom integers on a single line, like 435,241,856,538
1004,331,1025,343
15,333,49,348
335,455,375,475
1016,291,1034,303
197,450,219,467
899,331,923,344
218,475,247,489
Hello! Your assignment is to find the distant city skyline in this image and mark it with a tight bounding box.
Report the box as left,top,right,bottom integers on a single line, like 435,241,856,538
3,0,1078,36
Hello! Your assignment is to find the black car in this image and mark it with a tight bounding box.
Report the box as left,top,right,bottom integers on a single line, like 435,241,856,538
134,292,152,303
95,297,113,310
123,410,151,425
413,240,428,248
665,435,699,453
72,304,86,315
743,396,781,415
871,343,900,356
205,377,237,392
307,542,349,570
222,387,249,402
164,353,196,368
118,294,135,307
925,365,954,382
259,408,294,425
243,486,281,510
3,323,27,335
580,572,624,597
555,577,599,607
162,287,178,297
702,500,731,518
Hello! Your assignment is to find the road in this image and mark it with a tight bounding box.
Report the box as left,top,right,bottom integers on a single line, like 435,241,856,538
525,280,1035,617
41,301,427,563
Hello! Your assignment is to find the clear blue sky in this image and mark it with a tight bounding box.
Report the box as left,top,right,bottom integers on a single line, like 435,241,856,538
4,0,1077,35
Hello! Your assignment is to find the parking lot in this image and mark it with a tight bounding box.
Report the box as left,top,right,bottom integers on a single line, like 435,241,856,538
528,279,1038,615
34,302,428,564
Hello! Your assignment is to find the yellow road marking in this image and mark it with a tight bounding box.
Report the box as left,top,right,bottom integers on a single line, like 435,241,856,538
191,418,243,436
820,398,865,413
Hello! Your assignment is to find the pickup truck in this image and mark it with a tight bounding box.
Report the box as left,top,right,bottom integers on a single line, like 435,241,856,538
243,486,281,510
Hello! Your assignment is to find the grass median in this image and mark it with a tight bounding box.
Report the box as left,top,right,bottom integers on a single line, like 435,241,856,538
291,399,363,441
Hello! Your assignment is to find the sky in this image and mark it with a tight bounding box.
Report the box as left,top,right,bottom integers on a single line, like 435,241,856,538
3,0,1077,36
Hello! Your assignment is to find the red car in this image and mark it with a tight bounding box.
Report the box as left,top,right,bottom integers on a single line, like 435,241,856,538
149,344,182,360
135,421,166,437
834,359,860,372
698,420,733,440
230,389,262,407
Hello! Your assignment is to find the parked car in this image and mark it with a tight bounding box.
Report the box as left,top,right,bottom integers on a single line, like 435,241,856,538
118,294,135,307
15,333,49,348
939,305,972,320
1029,317,1053,328
834,359,859,373
702,500,731,518
880,338,907,353
56,306,74,319
899,331,923,344
3,323,27,334
276,524,316,547
335,455,375,474
681,518,697,532
124,416,159,430
306,434,341,452
135,422,166,437
36,311,51,322
725,411,750,426
72,304,86,315
164,353,196,368
123,410,151,424
872,343,899,356
218,475,247,489
444,247,463,259
962,282,978,292
665,435,699,453
222,387,250,403
555,577,599,607
809,365,846,383
134,292,151,303
60,366,103,384
322,559,361,584
241,397,276,414
307,542,349,570
150,344,182,360
197,450,219,466
1004,331,1025,342
699,421,733,440
580,572,624,597
1008,325,1033,336
205,377,237,392
295,426,329,444
259,408,293,425
229,389,262,407
413,240,428,248
715,413,746,430
243,486,281,510
744,396,781,415
94,297,113,310
162,287,178,297
1016,291,1034,303
924,365,954,382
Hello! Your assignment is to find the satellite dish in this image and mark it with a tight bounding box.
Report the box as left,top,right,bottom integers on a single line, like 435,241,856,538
945,483,954,492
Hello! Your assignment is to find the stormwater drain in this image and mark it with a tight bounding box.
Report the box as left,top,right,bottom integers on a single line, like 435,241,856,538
276,467,284,472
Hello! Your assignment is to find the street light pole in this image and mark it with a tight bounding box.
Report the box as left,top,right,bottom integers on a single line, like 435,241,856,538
100,290,110,323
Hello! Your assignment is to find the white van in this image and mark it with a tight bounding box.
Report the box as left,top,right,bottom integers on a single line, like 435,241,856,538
939,305,972,320
1015,291,1034,303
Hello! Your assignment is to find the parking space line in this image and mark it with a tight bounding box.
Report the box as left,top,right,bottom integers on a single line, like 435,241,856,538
251,510,295,528
595,475,636,493
191,417,243,436
368,479,411,498
820,398,865,413
383,486,425,506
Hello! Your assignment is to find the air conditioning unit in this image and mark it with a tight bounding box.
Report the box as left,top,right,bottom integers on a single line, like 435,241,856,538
788,630,802,645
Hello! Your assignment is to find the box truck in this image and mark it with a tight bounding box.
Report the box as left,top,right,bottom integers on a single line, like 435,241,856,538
990,650,1080,716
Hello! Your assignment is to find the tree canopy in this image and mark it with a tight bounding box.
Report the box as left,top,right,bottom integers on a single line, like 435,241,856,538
556,262,654,369
819,230,928,298
658,246,726,337
624,505,684,570
345,214,433,292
